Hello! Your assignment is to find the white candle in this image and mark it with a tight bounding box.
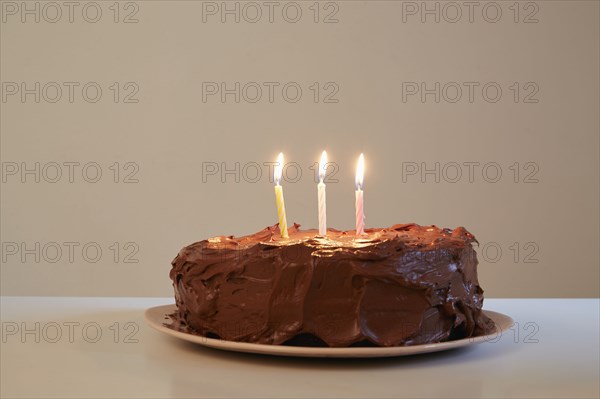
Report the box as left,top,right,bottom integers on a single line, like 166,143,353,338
274,153,289,239
355,153,365,236
317,151,327,236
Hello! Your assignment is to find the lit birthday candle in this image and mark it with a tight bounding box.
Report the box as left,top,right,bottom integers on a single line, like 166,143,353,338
355,153,365,236
274,152,289,239
317,150,327,236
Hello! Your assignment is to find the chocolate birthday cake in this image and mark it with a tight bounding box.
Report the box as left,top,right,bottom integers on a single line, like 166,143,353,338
169,223,494,347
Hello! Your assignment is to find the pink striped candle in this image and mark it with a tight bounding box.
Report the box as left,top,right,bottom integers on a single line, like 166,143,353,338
355,153,365,236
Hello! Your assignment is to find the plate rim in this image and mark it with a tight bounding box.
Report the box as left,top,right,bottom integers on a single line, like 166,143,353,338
144,304,514,358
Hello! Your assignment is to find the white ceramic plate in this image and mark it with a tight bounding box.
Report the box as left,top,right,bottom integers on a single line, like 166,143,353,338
145,304,513,358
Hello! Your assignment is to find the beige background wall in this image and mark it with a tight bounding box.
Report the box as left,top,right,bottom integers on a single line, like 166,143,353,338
1,0,598,297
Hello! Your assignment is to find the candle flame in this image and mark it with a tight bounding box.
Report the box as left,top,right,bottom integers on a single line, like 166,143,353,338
355,153,365,190
274,152,284,185
319,150,328,182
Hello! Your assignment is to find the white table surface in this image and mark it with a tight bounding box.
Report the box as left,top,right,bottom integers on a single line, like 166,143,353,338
1,297,598,399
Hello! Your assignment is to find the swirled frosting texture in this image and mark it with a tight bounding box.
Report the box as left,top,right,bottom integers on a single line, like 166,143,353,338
169,223,494,347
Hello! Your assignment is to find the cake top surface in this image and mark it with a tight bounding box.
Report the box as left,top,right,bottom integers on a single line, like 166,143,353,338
192,223,477,253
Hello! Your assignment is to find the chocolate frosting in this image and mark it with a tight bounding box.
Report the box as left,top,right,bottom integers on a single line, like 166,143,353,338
169,223,494,347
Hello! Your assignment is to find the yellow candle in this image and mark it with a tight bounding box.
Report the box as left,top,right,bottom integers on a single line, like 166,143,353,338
274,152,289,239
